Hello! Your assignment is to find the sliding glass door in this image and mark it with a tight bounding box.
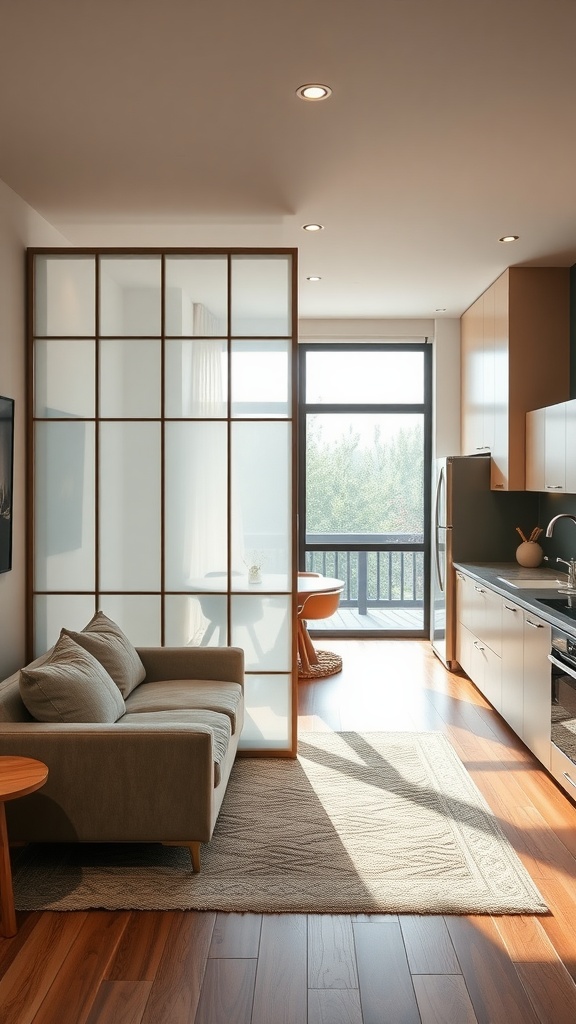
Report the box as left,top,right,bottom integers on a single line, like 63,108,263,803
299,344,432,636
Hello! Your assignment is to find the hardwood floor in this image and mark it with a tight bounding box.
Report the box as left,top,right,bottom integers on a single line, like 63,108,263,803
2,639,576,1023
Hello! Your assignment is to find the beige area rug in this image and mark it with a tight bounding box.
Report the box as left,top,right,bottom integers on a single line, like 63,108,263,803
13,732,547,915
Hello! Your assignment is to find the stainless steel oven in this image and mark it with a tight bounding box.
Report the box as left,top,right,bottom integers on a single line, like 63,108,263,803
549,625,576,780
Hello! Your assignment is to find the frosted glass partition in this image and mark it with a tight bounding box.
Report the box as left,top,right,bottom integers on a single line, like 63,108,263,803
98,596,162,647
231,596,291,671
231,340,290,417
231,255,291,336
239,675,292,750
165,257,228,336
35,340,95,418
34,421,95,591
100,257,162,336
99,423,161,591
231,421,291,577
165,594,228,647
99,339,161,418
164,339,227,418
30,247,296,754
34,595,96,658
34,257,95,337
164,421,228,589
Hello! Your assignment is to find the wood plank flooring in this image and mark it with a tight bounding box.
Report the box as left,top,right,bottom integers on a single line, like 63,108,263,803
2,639,576,1023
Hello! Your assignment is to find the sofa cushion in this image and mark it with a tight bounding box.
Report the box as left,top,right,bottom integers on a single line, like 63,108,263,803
19,634,126,723
62,611,145,699
124,679,244,734
120,709,232,786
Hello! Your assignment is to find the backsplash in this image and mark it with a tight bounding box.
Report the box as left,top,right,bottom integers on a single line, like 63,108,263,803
537,492,576,562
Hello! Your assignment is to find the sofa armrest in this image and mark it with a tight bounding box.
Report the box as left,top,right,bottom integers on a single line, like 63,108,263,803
0,721,218,842
136,646,244,686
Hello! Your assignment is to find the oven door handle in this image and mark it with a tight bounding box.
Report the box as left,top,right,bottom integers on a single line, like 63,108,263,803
548,652,576,681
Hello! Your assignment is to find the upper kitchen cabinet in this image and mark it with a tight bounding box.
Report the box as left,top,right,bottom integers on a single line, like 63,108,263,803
461,268,569,490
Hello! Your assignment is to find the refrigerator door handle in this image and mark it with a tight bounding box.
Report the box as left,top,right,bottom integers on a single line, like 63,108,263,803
434,466,445,591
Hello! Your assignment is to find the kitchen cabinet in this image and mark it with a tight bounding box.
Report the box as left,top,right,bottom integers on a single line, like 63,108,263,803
527,398,576,494
456,570,551,766
461,267,569,491
523,611,551,767
456,571,502,711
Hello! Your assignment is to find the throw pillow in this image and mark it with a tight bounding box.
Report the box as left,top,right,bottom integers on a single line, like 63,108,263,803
61,610,145,698
19,633,126,723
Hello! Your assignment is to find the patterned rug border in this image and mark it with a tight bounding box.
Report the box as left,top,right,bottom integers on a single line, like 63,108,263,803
13,731,548,916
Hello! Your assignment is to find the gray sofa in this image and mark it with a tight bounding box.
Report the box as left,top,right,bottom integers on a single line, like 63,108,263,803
0,638,245,871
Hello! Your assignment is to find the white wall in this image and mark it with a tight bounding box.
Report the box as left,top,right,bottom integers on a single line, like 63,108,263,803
0,179,67,677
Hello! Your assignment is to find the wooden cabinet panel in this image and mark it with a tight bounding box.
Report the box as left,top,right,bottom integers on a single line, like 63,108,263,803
461,267,569,491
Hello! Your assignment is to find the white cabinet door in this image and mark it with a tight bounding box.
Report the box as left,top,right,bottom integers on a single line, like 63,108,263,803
565,398,576,493
525,407,546,492
544,401,566,493
523,612,551,767
500,600,524,735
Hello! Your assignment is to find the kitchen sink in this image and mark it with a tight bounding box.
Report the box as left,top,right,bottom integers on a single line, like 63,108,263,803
496,576,565,589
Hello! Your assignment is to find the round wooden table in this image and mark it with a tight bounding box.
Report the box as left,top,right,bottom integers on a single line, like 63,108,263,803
0,756,48,936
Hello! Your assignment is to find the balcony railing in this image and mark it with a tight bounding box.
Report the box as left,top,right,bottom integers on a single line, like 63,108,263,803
304,534,424,616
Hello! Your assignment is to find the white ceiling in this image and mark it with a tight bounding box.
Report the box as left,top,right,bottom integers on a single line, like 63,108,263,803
2,0,576,319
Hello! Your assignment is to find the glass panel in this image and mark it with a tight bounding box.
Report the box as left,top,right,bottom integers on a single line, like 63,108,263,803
306,413,424,537
99,423,161,590
33,595,96,659
165,594,228,647
100,257,161,336
34,340,95,418
231,421,291,576
100,339,161,418
34,256,95,337
231,255,291,337
304,549,425,632
165,339,227,418
164,422,228,588
238,674,291,750
34,421,95,590
306,349,425,404
231,595,291,671
98,595,161,646
165,257,228,336
231,340,290,417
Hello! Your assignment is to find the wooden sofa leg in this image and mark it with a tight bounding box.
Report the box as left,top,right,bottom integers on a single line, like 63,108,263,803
163,841,201,872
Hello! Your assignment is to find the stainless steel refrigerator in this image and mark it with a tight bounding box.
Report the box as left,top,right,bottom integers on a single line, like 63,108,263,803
430,455,538,669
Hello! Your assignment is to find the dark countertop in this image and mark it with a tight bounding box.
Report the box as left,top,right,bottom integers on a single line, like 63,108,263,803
453,561,576,637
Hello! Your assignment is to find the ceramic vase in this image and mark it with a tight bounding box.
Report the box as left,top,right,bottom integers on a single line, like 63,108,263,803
515,541,543,568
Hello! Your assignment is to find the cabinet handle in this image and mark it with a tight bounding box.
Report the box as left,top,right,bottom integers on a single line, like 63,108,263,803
474,586,485,593
504,604,518,612
563,772,576,790
473,640,485,651
546,485,563,490
525,618,544,628
493,483,504,489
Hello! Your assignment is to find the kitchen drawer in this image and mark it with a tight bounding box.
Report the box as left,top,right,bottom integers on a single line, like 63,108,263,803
549,742,576,799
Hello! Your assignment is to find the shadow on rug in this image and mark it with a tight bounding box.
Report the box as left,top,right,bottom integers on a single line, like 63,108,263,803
13,731,548,915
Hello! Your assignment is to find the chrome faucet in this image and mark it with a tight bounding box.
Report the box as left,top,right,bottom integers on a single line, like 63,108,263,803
545,514,576,589
545,513,576,537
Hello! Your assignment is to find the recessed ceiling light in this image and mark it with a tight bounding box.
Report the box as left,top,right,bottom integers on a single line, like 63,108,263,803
499,235,519,243
302,223,324,232
307,276,322,281
296,84,332,101
435,308,447,312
